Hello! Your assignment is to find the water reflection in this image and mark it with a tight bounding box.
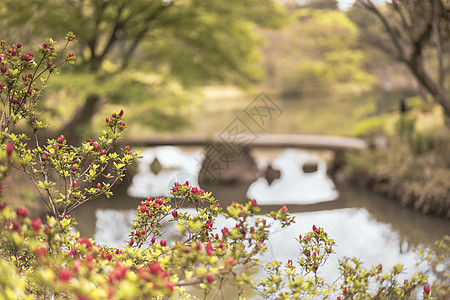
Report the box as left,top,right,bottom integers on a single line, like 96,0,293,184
247,149,338,204
70,146,449,285
128,146,202,198
93,207,425,282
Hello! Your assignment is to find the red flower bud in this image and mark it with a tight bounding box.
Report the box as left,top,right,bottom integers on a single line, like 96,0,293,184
0,66,6,74
251,199,257,207
281,205,288,212
135,230,140,237
72,181,78,188
149,262,161,275
160,240,167,247
59,269,72,282
57,135,65,143
206,274,214,284
287,259,293,265
141,229,146,236
172,210,178,218
140,205,146,213
11,48,17,57
16,207,28,218
72,166,77,172
101,149,107,155
16,42,22,48
0,83,5,90
6,142,14,157
424,284,431,295
32,217,42,232
151,237,156,244
97,183,101,189
129,238,134,246
119,109,124,116
124,145,130,151
92,144,99,152
312,225,317,231
35,246,47,259
68,52,74,58
299,234,302,240
106,117,109,123
221,227,229,236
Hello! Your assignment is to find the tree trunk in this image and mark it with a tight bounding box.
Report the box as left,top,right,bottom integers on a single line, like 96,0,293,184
60,94,103,144
408,60,450,118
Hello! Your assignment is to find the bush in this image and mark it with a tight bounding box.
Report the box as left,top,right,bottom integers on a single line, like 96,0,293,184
0,36,447,299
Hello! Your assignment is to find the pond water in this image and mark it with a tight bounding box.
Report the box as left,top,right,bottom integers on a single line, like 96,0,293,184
71,146,449,284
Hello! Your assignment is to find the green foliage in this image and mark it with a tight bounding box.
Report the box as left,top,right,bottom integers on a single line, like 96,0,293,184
0,37,448,300
261,8,375,98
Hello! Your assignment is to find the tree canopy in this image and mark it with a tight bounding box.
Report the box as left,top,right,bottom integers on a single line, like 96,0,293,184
0,0,286,140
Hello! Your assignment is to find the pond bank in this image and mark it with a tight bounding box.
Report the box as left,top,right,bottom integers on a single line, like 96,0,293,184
343,139,450,219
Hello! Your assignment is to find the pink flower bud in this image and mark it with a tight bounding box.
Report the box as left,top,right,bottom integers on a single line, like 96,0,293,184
58,135,65,143
135,230,140,237
23,54,31,62
141,229,146,236
72,181,78,188
105,117,109,123
140,205,146,213
16,42,22,48
92,144,99,152
11,48,17,57
119,109,124,116
68,52,74,58
1,65,7,74
0,83,5,90
251,199,257,207
281,205,287,212
101,149,107,155
97,183,101,189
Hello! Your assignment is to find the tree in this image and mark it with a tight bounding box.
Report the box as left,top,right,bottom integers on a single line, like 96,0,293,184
0,0,285,141
260,8,374,98
354,0,450,117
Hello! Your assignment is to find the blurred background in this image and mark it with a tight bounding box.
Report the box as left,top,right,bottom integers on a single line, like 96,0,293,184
1,0,449,286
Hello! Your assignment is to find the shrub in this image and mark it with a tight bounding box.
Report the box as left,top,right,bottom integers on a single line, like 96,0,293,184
0,35,447,299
